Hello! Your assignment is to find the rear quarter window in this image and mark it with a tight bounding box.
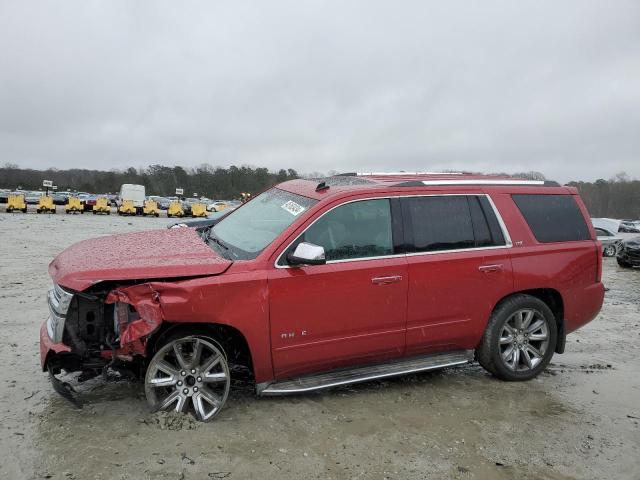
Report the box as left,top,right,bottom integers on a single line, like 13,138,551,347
512,194,591,243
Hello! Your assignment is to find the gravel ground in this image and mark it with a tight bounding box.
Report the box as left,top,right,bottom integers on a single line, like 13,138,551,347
0,211,638,480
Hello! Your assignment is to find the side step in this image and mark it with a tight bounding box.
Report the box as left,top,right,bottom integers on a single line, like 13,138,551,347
257,350,473,396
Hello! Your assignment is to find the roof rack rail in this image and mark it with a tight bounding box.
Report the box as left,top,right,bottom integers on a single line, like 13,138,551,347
395,179,559,187
338,171,464,177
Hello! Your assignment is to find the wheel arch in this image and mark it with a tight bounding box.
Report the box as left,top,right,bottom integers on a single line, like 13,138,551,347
146,322,255,380
491,288,565,354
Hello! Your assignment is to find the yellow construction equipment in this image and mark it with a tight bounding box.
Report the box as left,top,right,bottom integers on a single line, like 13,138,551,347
167,201,184,218
118,199,137,216
36,195,56,214
65,196,83,214
93,197,111,215
190,202,208,218
143,199,160,217
6,194,27,213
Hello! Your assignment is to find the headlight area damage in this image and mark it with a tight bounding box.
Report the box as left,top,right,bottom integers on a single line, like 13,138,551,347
43,282,166,407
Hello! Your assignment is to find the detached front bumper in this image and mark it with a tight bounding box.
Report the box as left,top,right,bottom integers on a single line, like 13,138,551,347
40,321,71,372
40,321,71,371
617,247,640,266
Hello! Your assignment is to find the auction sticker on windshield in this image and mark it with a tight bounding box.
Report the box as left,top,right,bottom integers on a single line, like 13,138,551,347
281,200,305,216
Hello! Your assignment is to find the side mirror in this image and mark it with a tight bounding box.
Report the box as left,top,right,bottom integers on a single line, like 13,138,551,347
287,242,326,266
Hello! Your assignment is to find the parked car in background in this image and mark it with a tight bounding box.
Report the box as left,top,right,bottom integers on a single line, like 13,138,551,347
593,227,622,256
41,173,604,422
207,201,227,212
148,196,171,210
616,237,640,268
619,220,640,233
80,194,98,212
167,209,232,230
53,192,72,205
25,191,44,204
0,189,10,203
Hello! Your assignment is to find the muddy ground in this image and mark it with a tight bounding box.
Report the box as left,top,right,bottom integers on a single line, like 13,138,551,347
0,212,638,480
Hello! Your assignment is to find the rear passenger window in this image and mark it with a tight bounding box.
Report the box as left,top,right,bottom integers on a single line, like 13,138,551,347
403,195,506,253
512,194,591,243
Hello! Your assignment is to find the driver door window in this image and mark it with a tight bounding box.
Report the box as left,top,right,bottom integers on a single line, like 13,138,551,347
300,198,394,261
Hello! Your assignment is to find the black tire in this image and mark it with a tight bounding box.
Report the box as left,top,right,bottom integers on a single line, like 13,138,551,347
617,258,632,268
22,208,27,213
603,245,616,257
7,207,12,213
476,294,557,381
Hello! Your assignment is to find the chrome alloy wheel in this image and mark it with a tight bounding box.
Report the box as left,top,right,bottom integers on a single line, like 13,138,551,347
145,337,230,421
499,309,550,372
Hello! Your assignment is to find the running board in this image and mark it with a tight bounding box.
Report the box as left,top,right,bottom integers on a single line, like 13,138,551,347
257,350,473,396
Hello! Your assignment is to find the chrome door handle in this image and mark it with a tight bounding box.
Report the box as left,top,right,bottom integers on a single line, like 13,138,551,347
371,275,403,285
478,264,503,273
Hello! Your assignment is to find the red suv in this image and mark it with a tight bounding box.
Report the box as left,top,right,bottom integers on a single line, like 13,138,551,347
42,173,604,421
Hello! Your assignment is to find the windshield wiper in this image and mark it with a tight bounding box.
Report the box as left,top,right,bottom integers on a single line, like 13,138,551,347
206,230,230,252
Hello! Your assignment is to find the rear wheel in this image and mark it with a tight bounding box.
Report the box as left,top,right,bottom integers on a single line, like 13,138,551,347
476,295,557,381
144,336,231,421
603,245,616,257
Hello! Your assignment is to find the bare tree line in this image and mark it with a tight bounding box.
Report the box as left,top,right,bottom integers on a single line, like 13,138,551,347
1,164,638,218
0,163,298,200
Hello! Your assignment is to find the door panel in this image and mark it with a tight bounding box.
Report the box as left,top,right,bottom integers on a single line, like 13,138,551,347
401,194,514,354
268,258,408,379
405,249,513,355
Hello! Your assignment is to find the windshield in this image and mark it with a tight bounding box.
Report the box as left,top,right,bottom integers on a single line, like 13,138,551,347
211,188,317,260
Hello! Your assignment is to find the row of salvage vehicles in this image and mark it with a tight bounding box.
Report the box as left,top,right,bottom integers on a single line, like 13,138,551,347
6,192,213,218
5,192,114,214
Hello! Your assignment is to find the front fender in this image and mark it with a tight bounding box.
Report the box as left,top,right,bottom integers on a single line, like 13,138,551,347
107,272,273,383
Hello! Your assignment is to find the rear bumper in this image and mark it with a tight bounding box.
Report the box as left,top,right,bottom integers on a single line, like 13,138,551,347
40,321,71,371
565,282,605,335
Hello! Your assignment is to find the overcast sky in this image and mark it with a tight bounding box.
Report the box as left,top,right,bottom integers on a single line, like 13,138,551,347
1,1,639,182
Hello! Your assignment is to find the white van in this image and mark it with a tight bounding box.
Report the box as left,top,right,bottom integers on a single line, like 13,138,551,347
118,184,146,214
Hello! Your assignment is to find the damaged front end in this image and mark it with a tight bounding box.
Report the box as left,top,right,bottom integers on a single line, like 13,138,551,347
43,282,164,406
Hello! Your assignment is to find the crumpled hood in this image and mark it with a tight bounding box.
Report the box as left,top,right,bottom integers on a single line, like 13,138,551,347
49,228,232,291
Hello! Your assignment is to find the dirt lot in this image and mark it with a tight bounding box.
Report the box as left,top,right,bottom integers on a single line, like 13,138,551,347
0,212,638,480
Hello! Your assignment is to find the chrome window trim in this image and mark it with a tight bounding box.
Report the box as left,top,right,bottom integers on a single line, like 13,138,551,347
274,193,512,269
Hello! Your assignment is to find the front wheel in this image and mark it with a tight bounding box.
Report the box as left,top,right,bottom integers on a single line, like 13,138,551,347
603,245,617,257
476,295,557,381
144,336,231,421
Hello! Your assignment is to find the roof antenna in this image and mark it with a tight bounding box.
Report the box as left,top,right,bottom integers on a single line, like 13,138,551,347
315,181,329,192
